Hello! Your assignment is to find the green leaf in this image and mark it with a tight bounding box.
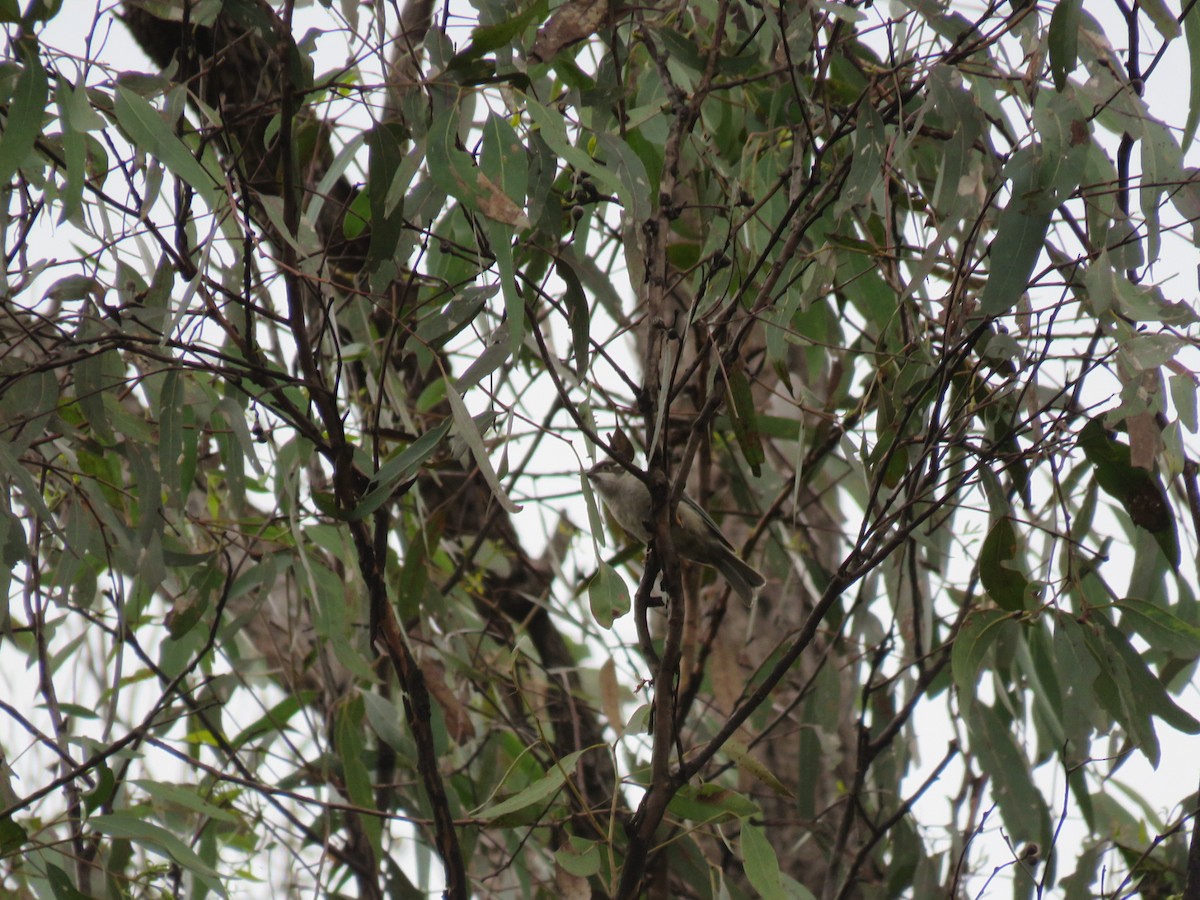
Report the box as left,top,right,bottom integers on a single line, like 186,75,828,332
979,517,1030,611
360,691,411,755
0,365,57,456
1142,0,1182,41
1071,616,1163,764
580,464,608,549
588,561,631,629
1121,333,1184,370
444,378,521,513
46,864,90,900
834,101,886,216
1048,0,1083,92
365,122,409,269
740,821,786,900
1061,845,1104,900
485,219,525,355
475,749,584,821
1096,616,1200,735
1078,418,1179,568
1184,0,1200,149
56,72,103,132
1140,119,1184,263
481,112,528,207
967,702,1051,849
451,0,549,62
0,504,27,574
335,697,381,856
667,783,759,823
53,76,93,222
979,152,1055,316
0,437,55,529
455,340,512,392
554,836,602,878
1171,373,1198,432
1116,597,1200,658
951,609,1014,706
0,817,27,854
980,96,1090,315
228,693,307,750
427,105,472,202
112,85,221,211
353,418,452,520
427,106,529,229
594,132,652,224
131,780,240,824
726,368,765,477
556,254,590,375
724,739,793,799
524,97,624,206
1020,622,1068,753
82,761,115,813
0,39,47,186
158,370,184,508
90,812,228,897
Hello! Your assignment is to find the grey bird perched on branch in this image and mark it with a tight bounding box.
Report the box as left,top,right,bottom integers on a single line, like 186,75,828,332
587,460,765,604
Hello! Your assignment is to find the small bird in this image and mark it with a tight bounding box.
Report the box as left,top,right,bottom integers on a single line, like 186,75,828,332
587,459,765,604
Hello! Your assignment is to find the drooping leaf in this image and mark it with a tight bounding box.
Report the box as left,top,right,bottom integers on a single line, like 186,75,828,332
967,702,1052,849
1184,0,1200,149
726,367,764,477
588,561,631,628
1078,418,1179,568
427,106,530,229
740,821,786,900
666,783,759,824
112,84,221,210
45,864,90,900
444,378,522,513
555,836,602,878
1067,615,1163,765
335,696,381,857
451,0,549,64
1116,597,1200,659
556,254,590,375
1048,0,1083,92
1141,0,1182,41
979,517,1030,611
1095,615,1200,736
952,608,1015,706
475,749,584,821
90,813,228,897
364,122,409,270
724,739,793,799
980,93,1090,315
0,39,47,186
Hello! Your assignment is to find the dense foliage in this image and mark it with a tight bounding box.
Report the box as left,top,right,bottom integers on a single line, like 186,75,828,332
4,0,1200,897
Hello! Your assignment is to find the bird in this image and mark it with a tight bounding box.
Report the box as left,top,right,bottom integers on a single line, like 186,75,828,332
587,459,765,604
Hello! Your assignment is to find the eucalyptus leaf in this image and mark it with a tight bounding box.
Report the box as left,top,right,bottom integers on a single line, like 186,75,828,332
445,378,521,514
113,85,221,210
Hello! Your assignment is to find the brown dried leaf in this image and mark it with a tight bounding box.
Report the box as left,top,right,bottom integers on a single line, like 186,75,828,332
554,863,591,900
709,631,742,717
421,656,477,743
599,657,623,735
474,171,531,229
1128,410,1161,472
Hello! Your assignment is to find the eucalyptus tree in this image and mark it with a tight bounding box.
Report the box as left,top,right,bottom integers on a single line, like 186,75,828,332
3,1,1200,897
